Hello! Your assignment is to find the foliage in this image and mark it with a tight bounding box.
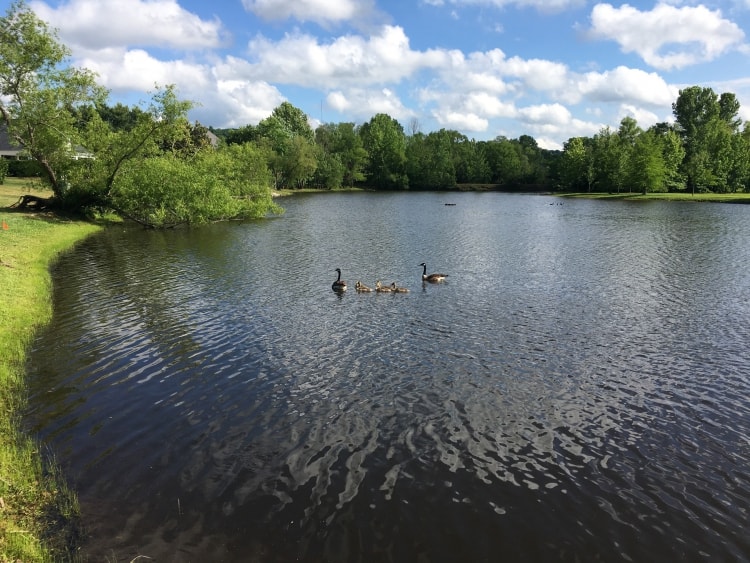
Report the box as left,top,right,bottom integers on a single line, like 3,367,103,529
359,113,408,190
0,0,107,196
315,122,367,187
0,157,7,183
108,145,281,228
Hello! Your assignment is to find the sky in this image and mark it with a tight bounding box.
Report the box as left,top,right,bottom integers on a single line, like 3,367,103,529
16,0,750,149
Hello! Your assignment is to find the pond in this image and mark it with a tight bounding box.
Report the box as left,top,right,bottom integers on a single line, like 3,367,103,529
26,192,750,561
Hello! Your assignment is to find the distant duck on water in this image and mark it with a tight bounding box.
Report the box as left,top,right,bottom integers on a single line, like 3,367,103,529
332,268,347,292
420,262,448,283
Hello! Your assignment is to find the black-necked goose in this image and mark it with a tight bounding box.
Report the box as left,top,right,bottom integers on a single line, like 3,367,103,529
419,262,448,283
332,268,347,292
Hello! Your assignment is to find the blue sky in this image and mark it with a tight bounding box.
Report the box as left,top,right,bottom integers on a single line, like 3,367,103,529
19,0,750,149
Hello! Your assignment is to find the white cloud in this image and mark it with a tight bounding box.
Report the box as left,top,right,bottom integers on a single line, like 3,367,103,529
76,48,210,92
242,0,377,26
431,0,585,13
518,103,571,126
433,110,489,132
617,104,661,129
242,26,446,88
30,0,226,50
206,80,286,127
588,2,746,70
325,88,415,121
576,66,677,106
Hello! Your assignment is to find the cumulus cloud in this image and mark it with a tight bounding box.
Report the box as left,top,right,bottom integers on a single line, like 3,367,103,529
241,25,446,88
30,0,226,50
433,110,489,131
576,66,677,106
75,48,210,92
242,0,378,26
588,2,746,70
428,0,585,12
326,88,415,120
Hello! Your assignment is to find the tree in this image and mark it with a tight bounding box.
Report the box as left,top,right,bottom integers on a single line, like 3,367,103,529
653,125,686,192
359,113,407,190
591,127,624,193
673,86,722,193
629,129,666,194
256,102,317,189
314,122,367,188
0,0,107,196
558,137,592,192
453,136,490,184
406,129,456,190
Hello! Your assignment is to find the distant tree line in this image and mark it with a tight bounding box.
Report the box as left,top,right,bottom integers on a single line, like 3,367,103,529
211,104,560,192
557,87,749,195
210,86,749,195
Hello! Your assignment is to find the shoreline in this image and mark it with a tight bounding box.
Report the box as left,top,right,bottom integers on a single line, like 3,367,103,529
1,179,101,560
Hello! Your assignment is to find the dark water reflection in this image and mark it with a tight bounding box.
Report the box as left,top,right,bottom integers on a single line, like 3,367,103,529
27,192,750,561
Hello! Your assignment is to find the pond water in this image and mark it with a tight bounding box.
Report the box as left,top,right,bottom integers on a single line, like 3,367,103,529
26,192,750,561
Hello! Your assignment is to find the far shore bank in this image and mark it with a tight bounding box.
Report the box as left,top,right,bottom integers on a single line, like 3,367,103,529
274,183,750,204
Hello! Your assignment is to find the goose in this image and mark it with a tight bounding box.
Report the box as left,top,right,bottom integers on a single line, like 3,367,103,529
419,262,448,283
375,280,393,292
391,282,409,293
332,268,347,292
355,281,373,292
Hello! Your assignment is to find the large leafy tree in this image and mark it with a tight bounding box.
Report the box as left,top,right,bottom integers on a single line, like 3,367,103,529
558,137,592,192
67,86,280,227
406,129,456,190
359,113,408,190
0,0,107,196
672,86,728,193
257,102,317,188
314,122,367,187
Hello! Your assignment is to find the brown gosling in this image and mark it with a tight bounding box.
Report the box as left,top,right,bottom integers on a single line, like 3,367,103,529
355,281,373,292
391,282,409,293
375,280,393,292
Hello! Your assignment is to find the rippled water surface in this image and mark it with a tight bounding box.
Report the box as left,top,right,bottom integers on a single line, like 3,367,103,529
27,192,750,561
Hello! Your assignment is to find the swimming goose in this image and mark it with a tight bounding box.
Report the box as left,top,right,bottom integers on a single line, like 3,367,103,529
419,262,448,283
375,280,393,292
355,281,373,292
332,268,347,292
391,282,409,293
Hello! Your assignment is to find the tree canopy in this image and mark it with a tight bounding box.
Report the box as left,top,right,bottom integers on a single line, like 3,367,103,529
1,1,281,227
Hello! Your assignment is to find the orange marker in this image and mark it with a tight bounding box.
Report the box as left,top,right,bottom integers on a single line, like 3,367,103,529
1,221,8,230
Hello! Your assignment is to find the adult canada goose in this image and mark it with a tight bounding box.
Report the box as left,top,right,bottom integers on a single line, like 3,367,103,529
419,262,448,283
332,268,347,292
355,281,373,292
375,280,393,292
391,282,409,293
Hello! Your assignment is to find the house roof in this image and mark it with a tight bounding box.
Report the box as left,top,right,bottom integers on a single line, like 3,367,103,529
0,123,23,158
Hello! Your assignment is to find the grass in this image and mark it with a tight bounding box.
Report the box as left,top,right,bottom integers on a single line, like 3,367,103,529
558,190,750,203
1,177,101,561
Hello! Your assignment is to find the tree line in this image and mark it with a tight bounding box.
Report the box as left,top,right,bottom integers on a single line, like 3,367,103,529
211,84,750,196
3,1,749,229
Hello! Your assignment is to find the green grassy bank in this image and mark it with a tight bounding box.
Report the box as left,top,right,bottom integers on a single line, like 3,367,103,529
559,190,750,203
1,178,101,561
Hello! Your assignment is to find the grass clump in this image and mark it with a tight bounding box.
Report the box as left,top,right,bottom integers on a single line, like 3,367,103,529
1,178,100,561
